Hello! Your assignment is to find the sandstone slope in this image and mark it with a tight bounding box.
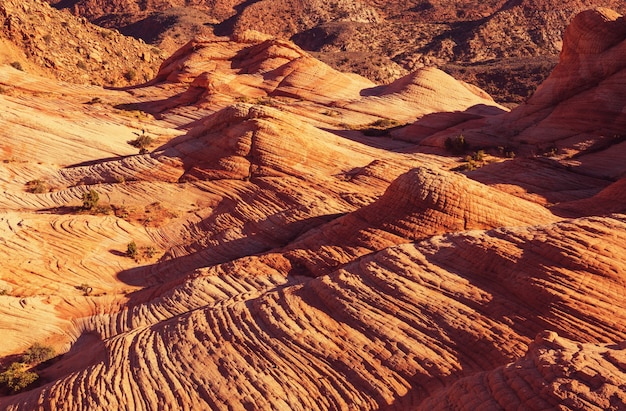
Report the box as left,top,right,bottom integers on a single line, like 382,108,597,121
0,8,626,411
397,8,626,210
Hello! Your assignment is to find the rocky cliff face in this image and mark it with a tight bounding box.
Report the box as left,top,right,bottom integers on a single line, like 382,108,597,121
1,5,626,411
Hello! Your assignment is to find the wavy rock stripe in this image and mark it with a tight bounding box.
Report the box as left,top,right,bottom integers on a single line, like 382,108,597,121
274,166,559,277
2,215,626,410
418,331,626,410
0,211,156,355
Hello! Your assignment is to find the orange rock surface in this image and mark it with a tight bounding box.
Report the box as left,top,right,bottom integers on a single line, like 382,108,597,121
1,6,626,411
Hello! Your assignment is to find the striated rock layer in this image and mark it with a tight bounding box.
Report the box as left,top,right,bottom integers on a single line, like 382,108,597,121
2,215,626,409
1,8,626,411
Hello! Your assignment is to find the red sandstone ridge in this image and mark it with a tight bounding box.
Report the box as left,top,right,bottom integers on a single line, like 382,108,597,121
1,7,626,411
395,8,626,210
269,167,559,277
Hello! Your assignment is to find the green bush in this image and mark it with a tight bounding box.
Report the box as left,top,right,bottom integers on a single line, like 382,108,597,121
26,179,48,194
126,241,138,259
82,189,99,210
444,134,468,154
22,343,54,364
0,362,38,392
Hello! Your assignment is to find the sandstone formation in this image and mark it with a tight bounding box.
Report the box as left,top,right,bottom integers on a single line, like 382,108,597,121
1,5,626,411
401,8,626,208
45,0,626,104
418,331,626,410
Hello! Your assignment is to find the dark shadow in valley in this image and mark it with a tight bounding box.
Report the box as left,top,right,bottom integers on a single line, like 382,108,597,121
33,333,106,390
118,13,178,44
48,0,80,10
213,0,264,37
113,87,206,118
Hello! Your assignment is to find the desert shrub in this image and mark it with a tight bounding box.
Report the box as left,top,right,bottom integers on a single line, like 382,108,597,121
0,362,38,392
143,246,157,259
126,241,138,259
497,146,516,158
362,118,401,136
124,69,137,82
368,119,398,128
82,189,100,210
26,179,48,194
472,150,485,161
22,343,54,364
444,134,469,154
253,97,277,107
128,133,153,152
10,61,24,71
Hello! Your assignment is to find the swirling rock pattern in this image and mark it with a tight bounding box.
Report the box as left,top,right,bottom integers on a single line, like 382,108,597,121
1,8,626,411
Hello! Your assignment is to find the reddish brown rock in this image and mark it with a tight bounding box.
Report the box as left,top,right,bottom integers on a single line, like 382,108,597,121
418,331,626,410
1,8,626,411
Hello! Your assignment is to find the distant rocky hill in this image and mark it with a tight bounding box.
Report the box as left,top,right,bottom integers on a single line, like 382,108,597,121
44,0,626,104
0,0,164,86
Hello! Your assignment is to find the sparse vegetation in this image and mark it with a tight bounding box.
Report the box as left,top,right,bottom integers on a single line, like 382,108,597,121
343,119,404,136
143,246,157,259
128,131,154,154
0,343,54,392
540,146,558,157
362,119,401,136
26,179,48,194
462,150,485,164
124,69,137,82
444,134,469,154
22,343,55,365
0,362,38,392
82,189,100,210
454,150,488,172
252,97,277,107
497,146,516,158
126,241,138,259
